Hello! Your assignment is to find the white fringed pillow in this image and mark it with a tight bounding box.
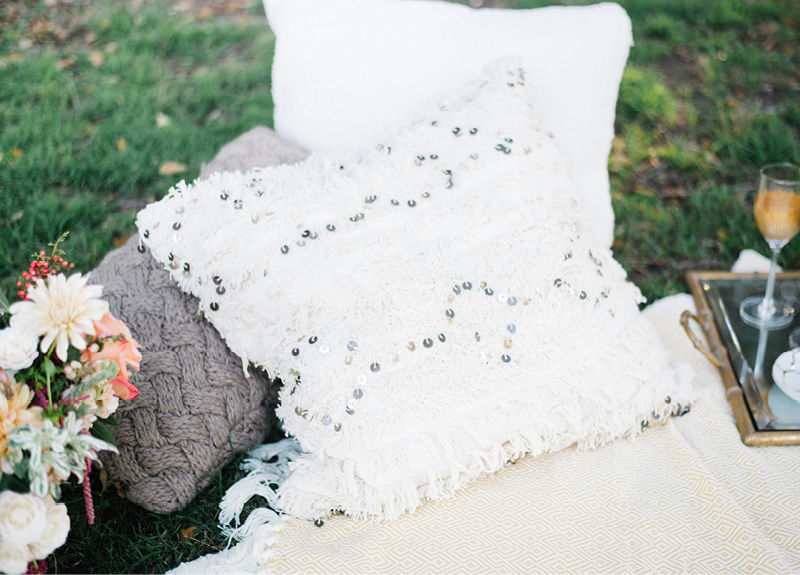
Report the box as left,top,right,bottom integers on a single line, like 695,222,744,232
263,0,633,248
137,63,694,521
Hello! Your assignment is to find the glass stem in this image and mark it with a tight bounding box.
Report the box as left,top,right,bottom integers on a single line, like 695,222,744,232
761,246,781,318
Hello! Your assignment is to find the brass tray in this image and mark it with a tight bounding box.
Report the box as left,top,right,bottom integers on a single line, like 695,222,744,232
685,271,800,446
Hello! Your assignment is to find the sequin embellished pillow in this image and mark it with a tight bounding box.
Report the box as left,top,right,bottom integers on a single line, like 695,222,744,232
136,62,696,521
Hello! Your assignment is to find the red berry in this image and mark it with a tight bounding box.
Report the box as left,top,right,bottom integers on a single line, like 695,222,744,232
69,263,74,268
18,291,25,298
25,283,31,289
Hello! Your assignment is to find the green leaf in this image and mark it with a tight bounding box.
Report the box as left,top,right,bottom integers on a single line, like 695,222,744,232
90,420,117,447
0,473,29,494
103,414,119,426
0,288,10,319
42,358,57,379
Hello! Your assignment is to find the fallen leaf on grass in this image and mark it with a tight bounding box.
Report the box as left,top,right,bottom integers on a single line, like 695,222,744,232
717,229,728,242
113,235,128,247
56,57,75,70
180,526,197,540
156,112,171,128
199,6,214,19
8,53,23,63
11,148,23,159
159,161,187,176
116,137,129,152
98,468,126,498
11,211,23,222
656,187,688,199
88,50,105,67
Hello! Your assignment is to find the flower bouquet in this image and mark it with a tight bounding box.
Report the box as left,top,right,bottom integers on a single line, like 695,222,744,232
0,237,141,575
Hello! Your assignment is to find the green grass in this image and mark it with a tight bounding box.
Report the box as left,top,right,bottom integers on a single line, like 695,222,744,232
1,0,799,572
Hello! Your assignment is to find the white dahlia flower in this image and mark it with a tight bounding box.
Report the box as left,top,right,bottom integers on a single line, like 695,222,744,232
9,274,108,362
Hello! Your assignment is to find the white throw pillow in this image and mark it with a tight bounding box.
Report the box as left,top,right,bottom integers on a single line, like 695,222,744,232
137,63,693,521
263,0,633,249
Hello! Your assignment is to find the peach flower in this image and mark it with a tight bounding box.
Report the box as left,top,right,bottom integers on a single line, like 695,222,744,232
85,312,142,380
0,371,43,472
110,378,138,401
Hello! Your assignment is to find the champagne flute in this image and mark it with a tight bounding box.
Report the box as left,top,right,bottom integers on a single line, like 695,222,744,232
740,162,800,329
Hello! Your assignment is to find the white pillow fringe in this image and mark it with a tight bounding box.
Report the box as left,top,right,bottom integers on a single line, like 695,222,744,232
167,438,302,575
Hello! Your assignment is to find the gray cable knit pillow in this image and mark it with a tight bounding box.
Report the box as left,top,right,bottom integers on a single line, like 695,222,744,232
90,126,308,513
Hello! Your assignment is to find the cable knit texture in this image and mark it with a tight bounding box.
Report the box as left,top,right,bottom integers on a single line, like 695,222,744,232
87,128,305,513
137,62,697,521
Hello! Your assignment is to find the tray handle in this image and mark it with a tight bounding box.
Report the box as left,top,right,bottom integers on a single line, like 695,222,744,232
680,310,723,369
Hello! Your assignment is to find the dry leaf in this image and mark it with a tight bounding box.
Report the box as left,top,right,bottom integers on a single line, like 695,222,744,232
159,161,187,176
8,53,23,63
11,211,23,222
88,51,104,67
199,6,214,19
56,57,75,70
113,235,128,247
155,112,171,128
180,526,197,540
717,229,729,242
104,42,118,54
11,148,23,159
116,137,129,152
206,109,222,123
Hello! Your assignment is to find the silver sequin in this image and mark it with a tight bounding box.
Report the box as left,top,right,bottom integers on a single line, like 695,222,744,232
445,309,455,318
353,389,364,400
347,341,358,352
423,338,433,348
370,362,380,373
502,354,511,363
321,415,332,426
507,323,516,334
507,297,517,306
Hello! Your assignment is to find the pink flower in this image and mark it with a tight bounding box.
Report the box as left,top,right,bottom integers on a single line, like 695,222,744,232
85,313,142,380
110,378,138,401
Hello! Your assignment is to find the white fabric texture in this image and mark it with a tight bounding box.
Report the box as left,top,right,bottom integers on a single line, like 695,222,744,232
137,63,694,524
170,306,800,575
263,0,633,249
